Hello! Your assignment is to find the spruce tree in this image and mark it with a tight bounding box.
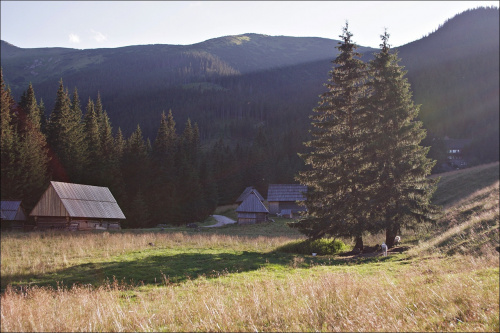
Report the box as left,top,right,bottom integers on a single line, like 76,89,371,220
18,83,42,132
174,119,203,224
68,88,87,182
367,31,440,247
122,124,151,227
16,83,50,208
1,69,22,199
294,23,374,250
46,80,85,181
99,111,121,189
83,98,101,184
151,111,179,224
115,127,126,160
38,98,48,134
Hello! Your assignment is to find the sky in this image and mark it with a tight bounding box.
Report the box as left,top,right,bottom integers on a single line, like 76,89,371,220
1,1,498,50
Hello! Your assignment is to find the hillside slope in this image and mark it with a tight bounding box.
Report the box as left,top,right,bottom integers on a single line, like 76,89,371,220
415,162,499,256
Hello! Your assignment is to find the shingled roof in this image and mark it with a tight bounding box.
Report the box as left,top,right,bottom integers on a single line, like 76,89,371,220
267,184,307,202
236,186,264,203
236,191,269,213
0,201,26,221
30,181,126,219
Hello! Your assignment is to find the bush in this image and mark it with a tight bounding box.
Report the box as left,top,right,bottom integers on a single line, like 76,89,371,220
277,238,348,255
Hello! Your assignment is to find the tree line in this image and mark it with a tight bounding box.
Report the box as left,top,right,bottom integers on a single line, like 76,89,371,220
294,24,441,250
1,69,304,227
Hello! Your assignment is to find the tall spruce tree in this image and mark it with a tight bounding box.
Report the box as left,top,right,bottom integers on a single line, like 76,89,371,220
68,88,87,182
18,83,42,132
99,111,121,190
83,98,101,184
122,124,151,227
1,75,50,207
151,110,179,224
174,119,204,224
367,31,440,247
294,23,374,250
1,69,22,199
46,80,84,181
16,83,50,208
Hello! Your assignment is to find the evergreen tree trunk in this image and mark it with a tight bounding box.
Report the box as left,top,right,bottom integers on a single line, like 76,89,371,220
385,224,399,248
354,235,364,252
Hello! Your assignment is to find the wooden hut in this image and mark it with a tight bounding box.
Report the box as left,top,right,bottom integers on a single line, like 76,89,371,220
0,200,29,230
235,186,264,204
267,184,307,215
30,181,126,231
443,137,472,169
236,191,269,224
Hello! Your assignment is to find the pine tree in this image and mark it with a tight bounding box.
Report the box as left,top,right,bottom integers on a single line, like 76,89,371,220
18,83,42,132
294,23,374,250
1,69,22,199
115,127,126,160
16,83,50,208
367,31,440,247
99,111,121,189
199,156,218,218
121,124,151,227
38,98,48,135
173,119,204,224
68,87,87,182
46,80,85,181
83,98,101,184
1,74,50,208
151,111,179,224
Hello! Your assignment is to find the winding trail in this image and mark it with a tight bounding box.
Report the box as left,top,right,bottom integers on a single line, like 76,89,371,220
202,215,237,228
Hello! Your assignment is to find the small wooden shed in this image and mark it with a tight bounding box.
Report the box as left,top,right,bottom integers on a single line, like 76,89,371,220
0,200,28,230
30,181,126,231
236,191,269,224
236,186,265,204
267,184,307,215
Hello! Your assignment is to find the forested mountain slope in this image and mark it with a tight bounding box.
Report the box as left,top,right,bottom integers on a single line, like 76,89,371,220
1,7,498,163
399,7,499,163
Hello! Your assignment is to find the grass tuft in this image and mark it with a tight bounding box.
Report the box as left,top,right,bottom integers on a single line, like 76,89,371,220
276,238,349,255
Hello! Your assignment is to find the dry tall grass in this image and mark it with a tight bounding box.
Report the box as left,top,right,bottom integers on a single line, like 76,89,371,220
1,251,498,332
2,164,499,332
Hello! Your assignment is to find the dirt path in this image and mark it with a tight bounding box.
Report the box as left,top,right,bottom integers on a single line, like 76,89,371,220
202,215,237,228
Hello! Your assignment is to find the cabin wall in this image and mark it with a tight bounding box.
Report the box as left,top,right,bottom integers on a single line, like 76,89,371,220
30,185,68,217
37,217,121,231
269,201,305,214
36,217,68,230
269,202,280,214
237,212,268,224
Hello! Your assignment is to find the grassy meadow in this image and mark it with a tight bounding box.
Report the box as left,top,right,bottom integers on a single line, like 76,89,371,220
1,162,499,332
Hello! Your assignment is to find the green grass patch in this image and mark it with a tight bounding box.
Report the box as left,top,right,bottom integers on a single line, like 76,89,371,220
276,238,349,255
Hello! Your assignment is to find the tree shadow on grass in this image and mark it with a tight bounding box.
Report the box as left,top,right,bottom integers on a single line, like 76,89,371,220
1,250,296,291
2,248,411,292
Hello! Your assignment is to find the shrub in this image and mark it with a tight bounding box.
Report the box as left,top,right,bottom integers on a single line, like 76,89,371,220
276,238,348,255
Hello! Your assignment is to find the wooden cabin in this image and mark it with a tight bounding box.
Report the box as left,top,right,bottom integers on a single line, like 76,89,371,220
443,137,472,169
267,184,307,215
0,200,30,230
236,191,269,224
30,181,126,231
235,186,264,204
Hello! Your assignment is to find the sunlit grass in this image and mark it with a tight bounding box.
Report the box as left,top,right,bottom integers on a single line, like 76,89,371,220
1,253,497,332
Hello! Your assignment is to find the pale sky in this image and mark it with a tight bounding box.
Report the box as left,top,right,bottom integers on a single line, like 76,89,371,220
1,1,498,49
